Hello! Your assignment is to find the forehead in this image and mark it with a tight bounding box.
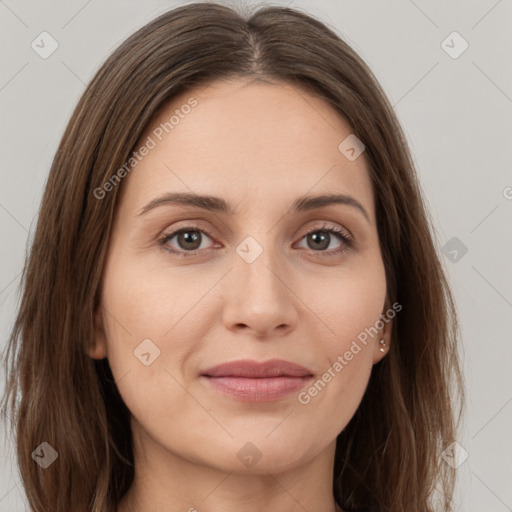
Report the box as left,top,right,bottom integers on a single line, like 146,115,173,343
119,78,375,221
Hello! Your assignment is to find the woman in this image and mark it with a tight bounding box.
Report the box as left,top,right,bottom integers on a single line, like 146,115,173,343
1,2,464,511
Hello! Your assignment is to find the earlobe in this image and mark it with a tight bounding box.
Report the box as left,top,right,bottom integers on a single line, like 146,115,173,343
372,330,391,364
87,304,108,360
372,301,393,364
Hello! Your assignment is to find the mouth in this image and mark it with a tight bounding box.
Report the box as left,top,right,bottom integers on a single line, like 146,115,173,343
200,359,314,402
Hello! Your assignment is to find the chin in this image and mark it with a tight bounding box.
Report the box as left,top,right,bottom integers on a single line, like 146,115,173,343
193,436,319,475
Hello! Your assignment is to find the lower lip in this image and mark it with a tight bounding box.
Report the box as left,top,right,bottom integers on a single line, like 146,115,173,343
201,375,313,402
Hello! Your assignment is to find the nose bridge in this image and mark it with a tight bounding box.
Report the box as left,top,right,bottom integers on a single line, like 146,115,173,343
234,231,286,298
221,230,298,335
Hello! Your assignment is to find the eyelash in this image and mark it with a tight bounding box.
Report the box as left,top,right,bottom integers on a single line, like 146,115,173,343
158,222,353,259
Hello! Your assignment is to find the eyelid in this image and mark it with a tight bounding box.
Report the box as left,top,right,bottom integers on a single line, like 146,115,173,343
158,219,354,257
302,220,352,238
158,220,217,247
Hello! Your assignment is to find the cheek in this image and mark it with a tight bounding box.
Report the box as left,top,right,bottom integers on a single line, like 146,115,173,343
99,262,197,435
101,251,207,346
313,258,387,350
297,305,379,440
297,263,385,416
98,252,215,401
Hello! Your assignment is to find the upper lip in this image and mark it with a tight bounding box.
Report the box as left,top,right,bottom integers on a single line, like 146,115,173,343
201,359,314,378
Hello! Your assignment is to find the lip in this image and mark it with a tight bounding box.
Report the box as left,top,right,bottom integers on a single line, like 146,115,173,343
200,359,314,402
201,359,314,378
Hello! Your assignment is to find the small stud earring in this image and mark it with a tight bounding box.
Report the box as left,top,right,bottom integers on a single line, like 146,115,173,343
379,338,386,352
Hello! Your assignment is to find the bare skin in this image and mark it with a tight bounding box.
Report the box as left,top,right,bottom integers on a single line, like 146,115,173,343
89,77,392,512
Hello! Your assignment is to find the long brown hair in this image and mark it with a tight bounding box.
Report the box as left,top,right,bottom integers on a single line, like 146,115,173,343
1,3,464,511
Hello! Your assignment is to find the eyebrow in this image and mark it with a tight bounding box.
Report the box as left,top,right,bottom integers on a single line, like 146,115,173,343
137,192,370,223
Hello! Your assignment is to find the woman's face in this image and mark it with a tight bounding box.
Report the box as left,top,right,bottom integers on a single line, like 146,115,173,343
90,78,391,475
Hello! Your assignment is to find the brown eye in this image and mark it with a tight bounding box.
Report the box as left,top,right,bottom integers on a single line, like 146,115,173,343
296,224,353,256
160,228,215,256
159,222,353,259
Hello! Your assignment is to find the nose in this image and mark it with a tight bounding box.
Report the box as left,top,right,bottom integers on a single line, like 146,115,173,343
220,239,299,339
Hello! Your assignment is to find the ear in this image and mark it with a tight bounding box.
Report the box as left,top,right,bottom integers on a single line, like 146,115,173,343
372,298,394,364
87,303,108,360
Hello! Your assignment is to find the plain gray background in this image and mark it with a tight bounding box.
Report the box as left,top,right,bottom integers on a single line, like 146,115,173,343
1,0,511,510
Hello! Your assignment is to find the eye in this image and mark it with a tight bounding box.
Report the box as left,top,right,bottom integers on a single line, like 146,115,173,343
159,224,216,257
294,222,353,257
158,222,353,258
